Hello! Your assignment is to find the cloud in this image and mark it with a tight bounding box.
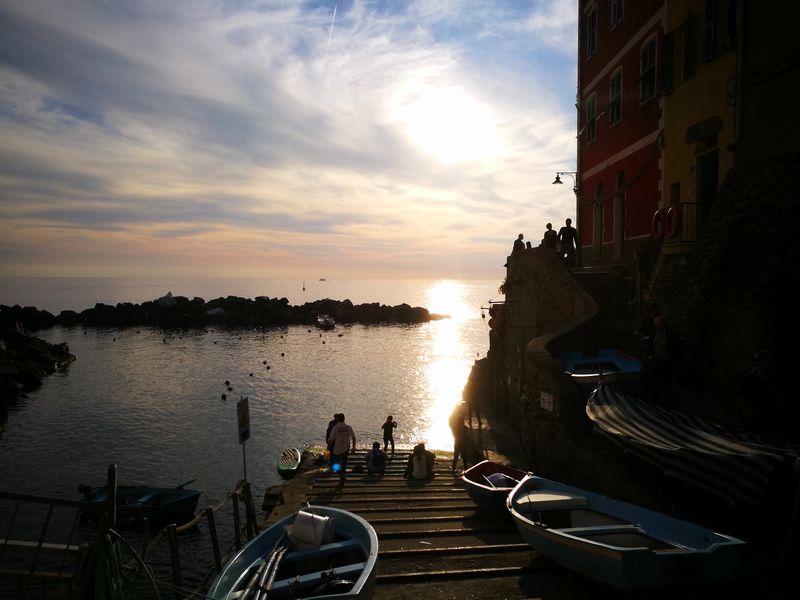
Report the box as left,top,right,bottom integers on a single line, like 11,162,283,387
0,0,578,279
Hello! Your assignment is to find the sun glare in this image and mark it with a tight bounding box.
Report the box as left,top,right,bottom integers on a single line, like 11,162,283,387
415,280,475,450
398,88,503,165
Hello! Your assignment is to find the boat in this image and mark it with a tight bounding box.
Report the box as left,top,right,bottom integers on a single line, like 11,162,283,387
506,474,747,590
560,348,642,384
316,314,335,330
586,384,800,506
461,460,531,519
78,482,201,528
208,505,378,600
277,447,302,479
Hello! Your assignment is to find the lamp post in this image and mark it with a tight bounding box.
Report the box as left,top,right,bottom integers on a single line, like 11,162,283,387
552,171,580,267
552,171,578,196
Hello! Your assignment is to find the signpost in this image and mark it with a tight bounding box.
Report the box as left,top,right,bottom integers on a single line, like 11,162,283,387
237,396,250,481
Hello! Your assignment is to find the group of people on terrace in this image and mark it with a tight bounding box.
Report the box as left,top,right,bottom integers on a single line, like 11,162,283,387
511,218,578,268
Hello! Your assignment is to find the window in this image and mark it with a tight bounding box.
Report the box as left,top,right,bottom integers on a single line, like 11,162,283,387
586,3,598,58
586,94,597,143
703,0,718,61
609,70,622,125
661,32,674,94
611,0,623,30
640,39,657,103
682,14,697,80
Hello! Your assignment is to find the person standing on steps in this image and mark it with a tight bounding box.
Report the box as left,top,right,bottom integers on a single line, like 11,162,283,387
327,413,356,483
449,405,471,472
557,218,578,267
325,412,340,462
381,415,397,454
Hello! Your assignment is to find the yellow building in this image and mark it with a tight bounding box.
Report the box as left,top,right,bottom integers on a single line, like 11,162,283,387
660,0,738,246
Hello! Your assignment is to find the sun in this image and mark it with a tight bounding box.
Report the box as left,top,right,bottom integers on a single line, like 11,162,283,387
397,87,503,165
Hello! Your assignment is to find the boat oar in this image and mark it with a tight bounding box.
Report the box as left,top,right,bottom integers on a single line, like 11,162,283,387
255,537,291,600
241,533,288,600
176,478,196,489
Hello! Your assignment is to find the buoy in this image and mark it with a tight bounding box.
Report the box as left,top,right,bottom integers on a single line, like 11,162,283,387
666,205,682,238
651,209,665,239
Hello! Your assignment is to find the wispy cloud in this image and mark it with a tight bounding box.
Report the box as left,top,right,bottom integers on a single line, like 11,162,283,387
0,0,578,278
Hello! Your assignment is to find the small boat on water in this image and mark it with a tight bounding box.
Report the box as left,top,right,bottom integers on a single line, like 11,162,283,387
78,482,201,528
461,460,530,519
316,314,335,330
208,505,378,600
277,447,302,479
506,474,747,590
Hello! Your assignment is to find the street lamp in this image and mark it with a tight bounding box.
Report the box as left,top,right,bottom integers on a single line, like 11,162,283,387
552,171,578,196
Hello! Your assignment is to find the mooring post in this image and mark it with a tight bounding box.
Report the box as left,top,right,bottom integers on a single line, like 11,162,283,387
167,523,182,599
205,507,222,571
106,464,118,530
232,491,242,550
241,481,257,539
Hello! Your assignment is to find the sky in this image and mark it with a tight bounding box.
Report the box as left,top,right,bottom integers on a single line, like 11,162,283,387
0,0,579,280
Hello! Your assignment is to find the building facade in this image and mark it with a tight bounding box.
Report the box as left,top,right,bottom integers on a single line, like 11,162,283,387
577,0,664,268
576,0,743,271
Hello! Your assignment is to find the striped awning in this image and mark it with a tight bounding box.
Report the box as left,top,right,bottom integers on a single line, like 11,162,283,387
586,384,800,506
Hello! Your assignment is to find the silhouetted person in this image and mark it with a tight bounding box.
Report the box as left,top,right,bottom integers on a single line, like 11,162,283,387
542,223,558,250
449,407,471,472
327,413,356,483
325,413,340,460
365,441,387,475
512,233,525,255
404,443,435,480
649,315,675,407
382,415,397,454
557,218,578,267
738,351,782,437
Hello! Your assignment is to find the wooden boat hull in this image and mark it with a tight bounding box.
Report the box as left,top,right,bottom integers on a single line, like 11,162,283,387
277,448,302,479
79,485,201,528
208,505,378,600
461,460,530,519
507,475,747,590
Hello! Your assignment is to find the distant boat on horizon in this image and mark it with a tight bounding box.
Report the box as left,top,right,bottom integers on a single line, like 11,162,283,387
319,278,326,281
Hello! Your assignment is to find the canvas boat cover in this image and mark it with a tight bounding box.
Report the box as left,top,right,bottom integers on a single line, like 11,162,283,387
586,384,800,506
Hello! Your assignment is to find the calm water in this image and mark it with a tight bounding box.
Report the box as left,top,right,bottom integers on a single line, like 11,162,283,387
0,277,502,595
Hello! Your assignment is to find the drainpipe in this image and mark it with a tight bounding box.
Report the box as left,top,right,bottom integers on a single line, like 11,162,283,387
728,0,744,157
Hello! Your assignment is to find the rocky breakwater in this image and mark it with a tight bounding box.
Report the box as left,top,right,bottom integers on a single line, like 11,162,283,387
0,293,442,424
0,292,444,331
0,323,76,423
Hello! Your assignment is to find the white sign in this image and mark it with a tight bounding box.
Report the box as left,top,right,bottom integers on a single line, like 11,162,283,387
540,392,554,412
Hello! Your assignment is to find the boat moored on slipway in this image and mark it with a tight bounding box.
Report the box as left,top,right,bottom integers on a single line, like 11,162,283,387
507,474,747,590
208,505,378,600
461,460,531,520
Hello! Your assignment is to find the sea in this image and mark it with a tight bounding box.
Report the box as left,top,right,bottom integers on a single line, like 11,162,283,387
0,276,503,596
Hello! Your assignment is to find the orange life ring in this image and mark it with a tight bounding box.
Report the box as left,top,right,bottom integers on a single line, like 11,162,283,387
651,209,665,239
666,205,681,238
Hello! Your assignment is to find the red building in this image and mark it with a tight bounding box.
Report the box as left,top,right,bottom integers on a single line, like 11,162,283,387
577,1,664,267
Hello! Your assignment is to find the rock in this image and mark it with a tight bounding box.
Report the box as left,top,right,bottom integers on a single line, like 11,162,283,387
0,323,76,410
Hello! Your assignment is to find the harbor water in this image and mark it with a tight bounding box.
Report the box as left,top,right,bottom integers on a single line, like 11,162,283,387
0,277,502,595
